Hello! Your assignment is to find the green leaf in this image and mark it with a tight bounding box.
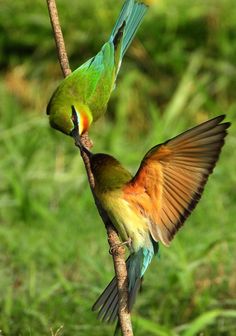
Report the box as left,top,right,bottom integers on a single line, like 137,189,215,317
181,310,236,336
133,316,177,336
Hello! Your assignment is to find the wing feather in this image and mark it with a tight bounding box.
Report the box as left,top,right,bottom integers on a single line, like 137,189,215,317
123,115,230,246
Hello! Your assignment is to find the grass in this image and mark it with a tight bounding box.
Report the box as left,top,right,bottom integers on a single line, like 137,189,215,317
0,0,236,335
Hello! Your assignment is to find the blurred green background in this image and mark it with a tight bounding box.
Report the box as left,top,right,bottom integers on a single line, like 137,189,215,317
0,0,236,335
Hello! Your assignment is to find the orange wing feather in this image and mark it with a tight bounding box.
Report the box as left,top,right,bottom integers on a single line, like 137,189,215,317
123,115,230,246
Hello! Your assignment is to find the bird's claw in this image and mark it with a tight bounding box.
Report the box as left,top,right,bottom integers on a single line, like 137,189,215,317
109,238,132,255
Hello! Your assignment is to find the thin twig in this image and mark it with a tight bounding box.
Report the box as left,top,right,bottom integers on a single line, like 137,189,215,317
46,1,133,335
46,0,71,77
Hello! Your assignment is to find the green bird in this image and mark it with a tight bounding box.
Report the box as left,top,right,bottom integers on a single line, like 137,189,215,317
72,113,230,323
47,0,148,136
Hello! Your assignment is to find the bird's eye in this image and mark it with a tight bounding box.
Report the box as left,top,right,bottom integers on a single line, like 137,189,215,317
72,113,76,124
72,105,82,130
70,105,81,137
71,105,78,128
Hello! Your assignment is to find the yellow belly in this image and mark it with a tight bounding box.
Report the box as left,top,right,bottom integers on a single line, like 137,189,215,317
100,191,150,252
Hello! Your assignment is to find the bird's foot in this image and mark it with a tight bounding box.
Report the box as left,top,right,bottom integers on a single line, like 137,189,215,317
109,238,132,255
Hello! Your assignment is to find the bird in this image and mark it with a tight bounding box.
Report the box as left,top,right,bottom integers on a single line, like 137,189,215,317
72,113,230,323
47,0,148,137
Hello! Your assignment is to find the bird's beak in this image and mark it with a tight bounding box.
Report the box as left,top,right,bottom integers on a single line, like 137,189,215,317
70,126,92,157
71,105,92,157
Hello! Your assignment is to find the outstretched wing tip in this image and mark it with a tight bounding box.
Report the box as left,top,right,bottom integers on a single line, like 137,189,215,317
128,115,230,247
217,114,225,120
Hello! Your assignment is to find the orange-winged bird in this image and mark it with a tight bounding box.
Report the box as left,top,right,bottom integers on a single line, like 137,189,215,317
72,112,230,323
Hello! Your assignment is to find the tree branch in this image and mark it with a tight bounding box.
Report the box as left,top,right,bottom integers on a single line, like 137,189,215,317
46,1,133,335
46,0,71,77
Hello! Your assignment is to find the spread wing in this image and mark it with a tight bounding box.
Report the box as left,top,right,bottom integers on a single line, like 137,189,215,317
123,115,230,246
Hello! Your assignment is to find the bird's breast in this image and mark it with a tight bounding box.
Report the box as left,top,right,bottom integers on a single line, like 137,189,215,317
99,190,151,252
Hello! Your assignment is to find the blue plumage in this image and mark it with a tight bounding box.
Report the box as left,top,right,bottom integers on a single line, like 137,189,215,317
92,240,159,323
110,0,148,58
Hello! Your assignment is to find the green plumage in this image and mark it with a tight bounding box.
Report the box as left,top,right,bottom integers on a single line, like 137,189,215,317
47,0,148,135
90,154,132,191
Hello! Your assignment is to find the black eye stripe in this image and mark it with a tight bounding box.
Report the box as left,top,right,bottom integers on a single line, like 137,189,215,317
71,105,79,133
72,105,78,122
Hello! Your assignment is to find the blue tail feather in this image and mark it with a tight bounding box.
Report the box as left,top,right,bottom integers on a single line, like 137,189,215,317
110,0,148,58
110,0,134,40
92,241,159,323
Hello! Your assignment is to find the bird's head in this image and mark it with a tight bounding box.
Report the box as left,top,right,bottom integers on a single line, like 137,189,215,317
46,93,92,136
90,154,132,191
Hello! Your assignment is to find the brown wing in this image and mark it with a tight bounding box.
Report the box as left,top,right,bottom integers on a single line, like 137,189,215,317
123,115,230,246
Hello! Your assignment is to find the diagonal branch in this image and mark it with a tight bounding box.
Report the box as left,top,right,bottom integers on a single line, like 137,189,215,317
46,0,71,77
46,1,133,335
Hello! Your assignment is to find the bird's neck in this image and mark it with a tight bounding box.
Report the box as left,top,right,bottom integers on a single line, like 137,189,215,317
80,112,92,134
94,166,131,192
90,154,132,193
75,103,93,134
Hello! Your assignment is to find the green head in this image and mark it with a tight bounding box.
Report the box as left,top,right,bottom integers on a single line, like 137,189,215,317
46,87,93,136
90,154,132,191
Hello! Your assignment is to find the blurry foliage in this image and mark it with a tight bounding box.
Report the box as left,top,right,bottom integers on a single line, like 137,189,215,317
1,0,236,125
0,0,236,335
